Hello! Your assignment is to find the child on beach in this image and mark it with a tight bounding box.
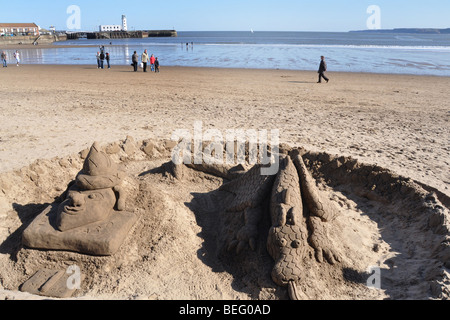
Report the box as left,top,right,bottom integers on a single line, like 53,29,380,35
106,52,110,69
14,51,20,66
154,57,160,73
150,54,155,72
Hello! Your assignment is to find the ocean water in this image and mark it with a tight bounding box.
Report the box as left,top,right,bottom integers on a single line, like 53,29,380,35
3,31,450,76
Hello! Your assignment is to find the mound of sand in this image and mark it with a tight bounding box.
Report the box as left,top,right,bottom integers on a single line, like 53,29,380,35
0,137,449,300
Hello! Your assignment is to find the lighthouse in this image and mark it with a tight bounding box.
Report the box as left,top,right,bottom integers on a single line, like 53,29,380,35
122,15,128,31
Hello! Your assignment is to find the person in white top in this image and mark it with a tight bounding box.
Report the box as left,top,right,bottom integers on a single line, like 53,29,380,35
14,50,20,66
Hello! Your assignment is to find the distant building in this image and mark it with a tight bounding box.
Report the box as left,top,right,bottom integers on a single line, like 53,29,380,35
99,25,122,32
0,23,40,36
99,15,128,32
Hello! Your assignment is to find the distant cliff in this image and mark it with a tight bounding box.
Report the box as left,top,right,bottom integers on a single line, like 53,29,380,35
350,28,450,34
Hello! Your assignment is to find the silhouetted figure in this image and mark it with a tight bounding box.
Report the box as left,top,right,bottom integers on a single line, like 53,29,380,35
318,56,329,83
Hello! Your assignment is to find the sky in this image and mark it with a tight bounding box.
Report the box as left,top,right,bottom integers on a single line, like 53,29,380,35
0,0,449,32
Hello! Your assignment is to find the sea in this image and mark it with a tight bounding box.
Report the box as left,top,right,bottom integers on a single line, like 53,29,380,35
4,31,450,76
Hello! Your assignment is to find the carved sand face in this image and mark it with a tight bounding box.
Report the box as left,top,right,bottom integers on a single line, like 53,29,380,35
56,185,116,232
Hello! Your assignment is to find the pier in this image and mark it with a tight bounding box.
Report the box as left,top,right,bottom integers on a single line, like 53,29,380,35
67,30,177,40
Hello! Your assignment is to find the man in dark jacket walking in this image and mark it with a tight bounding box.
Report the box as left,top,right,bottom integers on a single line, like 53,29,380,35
99,51,105,69
317,56,329,83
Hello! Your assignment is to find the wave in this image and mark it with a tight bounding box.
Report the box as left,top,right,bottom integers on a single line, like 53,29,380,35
201,43,450,51
57,41,450,51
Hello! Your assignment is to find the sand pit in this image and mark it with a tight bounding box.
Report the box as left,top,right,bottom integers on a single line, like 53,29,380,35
0,137,449,300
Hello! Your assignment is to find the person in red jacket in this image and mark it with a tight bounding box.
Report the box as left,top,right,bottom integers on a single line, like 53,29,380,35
150,54,156,72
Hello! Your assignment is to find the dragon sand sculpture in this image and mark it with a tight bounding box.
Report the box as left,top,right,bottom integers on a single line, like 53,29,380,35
181,148,342,300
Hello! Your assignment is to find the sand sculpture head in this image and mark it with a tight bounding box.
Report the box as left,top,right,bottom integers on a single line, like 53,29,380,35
56,142,126,232
267,223,305,287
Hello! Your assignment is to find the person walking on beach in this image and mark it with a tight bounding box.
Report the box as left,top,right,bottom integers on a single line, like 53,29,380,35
150,54,155,72
132,51,139,72
14,50,20,67
106,52,110,69
141,49,149,72
317,56,329,83
1,51,7,67
154,57,160,73
96,52,101,69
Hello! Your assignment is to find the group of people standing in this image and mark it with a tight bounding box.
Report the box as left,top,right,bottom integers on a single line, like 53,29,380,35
131,49,159,73
1,50,20,67
96,46,110,69
94,46,160,73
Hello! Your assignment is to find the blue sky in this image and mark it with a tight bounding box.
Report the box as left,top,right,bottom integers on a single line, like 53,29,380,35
0,0,449,32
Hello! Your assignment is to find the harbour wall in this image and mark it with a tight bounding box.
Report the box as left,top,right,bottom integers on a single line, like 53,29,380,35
0,34,67,45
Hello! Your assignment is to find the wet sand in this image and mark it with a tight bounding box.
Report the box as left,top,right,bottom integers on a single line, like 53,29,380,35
0,43,96,50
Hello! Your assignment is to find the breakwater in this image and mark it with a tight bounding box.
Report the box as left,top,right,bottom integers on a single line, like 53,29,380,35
0,34,67,45
67,30,177,40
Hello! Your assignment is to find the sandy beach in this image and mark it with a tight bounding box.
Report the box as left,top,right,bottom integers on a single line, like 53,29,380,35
0,64,448,196
0,64,449,300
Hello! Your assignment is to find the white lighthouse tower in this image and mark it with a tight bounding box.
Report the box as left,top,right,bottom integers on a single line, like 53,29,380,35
122,15,128,31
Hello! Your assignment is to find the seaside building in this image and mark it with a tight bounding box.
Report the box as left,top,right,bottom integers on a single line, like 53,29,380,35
99,25,122,32
99,15,128,32
0,23,39,36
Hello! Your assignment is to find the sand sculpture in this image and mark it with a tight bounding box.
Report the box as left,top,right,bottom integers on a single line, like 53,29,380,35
7,139,447,299
21,141,340,299
22,142,138,257
20,268,86,299
57,141,126,231
175,147,342,300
